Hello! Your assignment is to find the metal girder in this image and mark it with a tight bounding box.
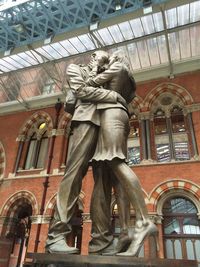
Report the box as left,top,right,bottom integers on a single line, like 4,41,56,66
0,0,170,53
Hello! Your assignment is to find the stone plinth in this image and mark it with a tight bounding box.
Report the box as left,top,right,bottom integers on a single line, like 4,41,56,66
25,253,198,267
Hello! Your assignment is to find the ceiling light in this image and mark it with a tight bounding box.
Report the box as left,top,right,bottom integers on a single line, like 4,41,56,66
115,4,122,11
89,21,99,31
44,35,53,45
143,5,152,14
4,48,12,56
143,0,152,14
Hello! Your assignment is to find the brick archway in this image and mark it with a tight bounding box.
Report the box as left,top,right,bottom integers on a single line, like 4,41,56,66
128,95,144,114
143,83,193,111
149,179,200,213
0,190,38,217
58,112,72,130
18,111,53,138
0,142,5,179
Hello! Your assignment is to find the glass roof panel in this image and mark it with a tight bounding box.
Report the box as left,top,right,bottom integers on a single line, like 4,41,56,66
190,1,200,22
19,51,38,65
153,12,164,31
92,31,105,46
127,43,141,70
190,25,200,57
2,56,24,69
50,42,70,57
141,14,155,35
129,18,144,38
36,47,54,60
147,37,161,66
137,40,151,68
179,28,191,59
118,21,134,40
78,34,96,50
177,4,190,26
0,60,13,72
108,25,124,43
0,58,16,71
69,37,88,53
43,45,63,59
156,35,168,63
10,54,31,67
96,28,115,45
168,32,181,62
165,7,178,29
28,50,44,63
59,39,78,55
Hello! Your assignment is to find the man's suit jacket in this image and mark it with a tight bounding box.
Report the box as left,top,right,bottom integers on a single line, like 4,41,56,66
66,64,119,126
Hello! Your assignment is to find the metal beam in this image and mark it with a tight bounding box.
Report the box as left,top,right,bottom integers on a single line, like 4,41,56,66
0,0,180,54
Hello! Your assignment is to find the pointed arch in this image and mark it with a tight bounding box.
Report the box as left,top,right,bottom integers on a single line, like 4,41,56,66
128,95,144,115
18,111,53,138
143,83,193,111
0,190,38,217
149,179,200,214
58,112,72,131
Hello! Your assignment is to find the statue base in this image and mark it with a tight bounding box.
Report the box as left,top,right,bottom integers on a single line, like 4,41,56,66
25,253,198,267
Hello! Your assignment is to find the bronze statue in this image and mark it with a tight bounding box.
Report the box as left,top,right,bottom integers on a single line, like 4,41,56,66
46,50,158,257
45,51,129,254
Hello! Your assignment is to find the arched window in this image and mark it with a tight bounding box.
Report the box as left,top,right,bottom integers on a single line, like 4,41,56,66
163,197,200,262
24,122,49,170
154,105,190,162
127,114,140,165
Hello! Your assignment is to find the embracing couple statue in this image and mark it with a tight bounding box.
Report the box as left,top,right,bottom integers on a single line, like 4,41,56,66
45,50,158,257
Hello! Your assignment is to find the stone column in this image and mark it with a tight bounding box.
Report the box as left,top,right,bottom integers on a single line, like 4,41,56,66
187,112,199,158
166,112,175,160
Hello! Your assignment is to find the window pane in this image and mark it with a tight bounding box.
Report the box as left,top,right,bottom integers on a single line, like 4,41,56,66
174,142,190,161
156,144,170,162
164,218,181,235
36,138,48,168
154,110,167,135
183,218,200,235
165,239,174,258
171,114,186,133
195,240,200,261
174,240,183,259
129,119,139,138
25,140,37,169
127,147,140,165
186,240,195,260
163,198,197,214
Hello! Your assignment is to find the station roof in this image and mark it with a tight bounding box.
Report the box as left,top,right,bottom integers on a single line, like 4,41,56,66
0,0,199,113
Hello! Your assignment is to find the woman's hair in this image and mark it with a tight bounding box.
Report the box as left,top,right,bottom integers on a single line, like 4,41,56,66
110,50,130,69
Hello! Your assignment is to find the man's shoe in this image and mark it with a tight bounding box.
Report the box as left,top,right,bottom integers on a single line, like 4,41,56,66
46,239,79,254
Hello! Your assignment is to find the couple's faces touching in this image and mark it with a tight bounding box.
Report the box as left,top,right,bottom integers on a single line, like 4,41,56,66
91,51,109,68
